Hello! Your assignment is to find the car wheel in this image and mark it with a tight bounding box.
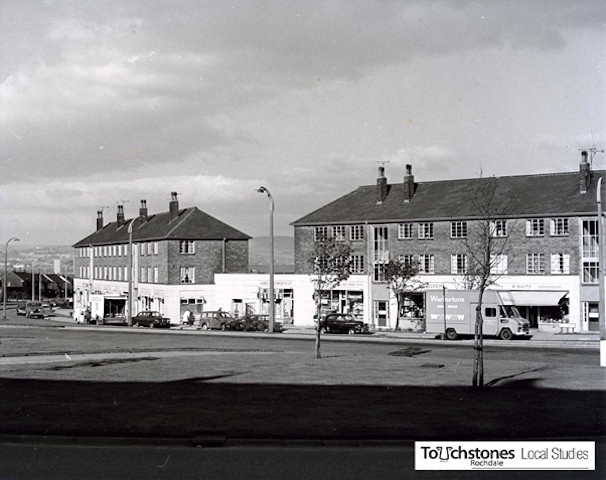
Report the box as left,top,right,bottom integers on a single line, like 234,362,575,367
348,328,356,335
221,324,226,331
200,323,209,330
134,322,139,327
499,328,513,340
319,327,326,334
445,328,458,340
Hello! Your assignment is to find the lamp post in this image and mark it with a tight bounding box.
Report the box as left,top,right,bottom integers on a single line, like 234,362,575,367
597,179,606,369
3,237,20,319
127,216,144,326
256,186,275,334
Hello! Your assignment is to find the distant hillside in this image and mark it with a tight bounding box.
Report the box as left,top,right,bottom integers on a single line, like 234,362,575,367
4,238,296,276
248,236,294,268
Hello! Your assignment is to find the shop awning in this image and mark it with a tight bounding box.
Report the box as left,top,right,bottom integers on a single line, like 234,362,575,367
499,291,567,306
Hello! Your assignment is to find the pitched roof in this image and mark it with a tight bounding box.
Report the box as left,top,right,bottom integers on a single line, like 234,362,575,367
73,207,251,247
292,170,606,225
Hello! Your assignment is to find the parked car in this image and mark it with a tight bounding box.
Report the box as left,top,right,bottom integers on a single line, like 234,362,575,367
16,303,26,316
317,313,369,334
25,301,45,319
198,311,234,330
132,311,171,328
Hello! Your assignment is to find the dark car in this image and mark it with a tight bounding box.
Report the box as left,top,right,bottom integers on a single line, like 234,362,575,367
317,313,369,334
132,311,171,328
25,301,45,319
232,314,284,333
16,303,26,316
198,311,234,330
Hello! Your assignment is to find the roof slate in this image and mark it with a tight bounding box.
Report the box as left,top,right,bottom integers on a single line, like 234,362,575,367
73,207,251,247
292,171,606,225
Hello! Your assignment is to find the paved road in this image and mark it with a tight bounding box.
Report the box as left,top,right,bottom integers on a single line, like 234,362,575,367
0,312,604,479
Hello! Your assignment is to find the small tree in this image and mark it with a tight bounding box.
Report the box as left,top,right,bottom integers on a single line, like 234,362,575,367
384,257,421,330
307,234,353,359
462,176,516,388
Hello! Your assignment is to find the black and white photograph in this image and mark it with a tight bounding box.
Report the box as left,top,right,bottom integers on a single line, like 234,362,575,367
0,1,604,478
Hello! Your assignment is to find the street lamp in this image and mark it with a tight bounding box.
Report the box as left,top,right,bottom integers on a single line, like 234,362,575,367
596,177,606,348
127,216,144,326
3,237,20,319
256,186,275,334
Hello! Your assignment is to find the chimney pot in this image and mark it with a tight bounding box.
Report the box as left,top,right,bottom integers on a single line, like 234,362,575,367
169,192,179,221
117,205,125,226
579,151,591,194
376,167,388,204
404,164,415,202
96,210,104,231
139,199,148,218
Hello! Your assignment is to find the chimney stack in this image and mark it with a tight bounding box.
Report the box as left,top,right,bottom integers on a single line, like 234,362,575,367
139,199,148,218
579,150,591,194
403,164,415,202
169,192,179,221
376,166,388,204
117,205,125,226
96,210,104,231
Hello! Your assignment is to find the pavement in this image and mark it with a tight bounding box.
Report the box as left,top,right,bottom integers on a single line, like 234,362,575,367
0,308,605,479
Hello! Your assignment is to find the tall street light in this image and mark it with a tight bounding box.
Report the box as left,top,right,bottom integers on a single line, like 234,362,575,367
127,216,144,326
597,178,606,367
3,237,20,319
256,186,275,334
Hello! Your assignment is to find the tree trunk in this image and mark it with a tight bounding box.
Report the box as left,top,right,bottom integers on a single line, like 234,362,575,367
473,299,485,388
315,297,322,359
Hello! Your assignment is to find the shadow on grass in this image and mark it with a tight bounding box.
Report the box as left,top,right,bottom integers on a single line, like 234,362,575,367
0,376,604,442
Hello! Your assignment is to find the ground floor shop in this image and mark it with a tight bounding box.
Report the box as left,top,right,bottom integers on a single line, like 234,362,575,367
74,274,598,332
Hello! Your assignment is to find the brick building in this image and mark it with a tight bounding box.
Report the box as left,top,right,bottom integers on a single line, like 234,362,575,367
72,193,250,323
291,153,604,332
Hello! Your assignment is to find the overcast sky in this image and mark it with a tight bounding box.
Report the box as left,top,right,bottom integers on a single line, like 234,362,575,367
1,0,604,246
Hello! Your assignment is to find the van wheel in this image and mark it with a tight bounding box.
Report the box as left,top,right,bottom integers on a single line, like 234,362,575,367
499,328,513,340
445,328,458,340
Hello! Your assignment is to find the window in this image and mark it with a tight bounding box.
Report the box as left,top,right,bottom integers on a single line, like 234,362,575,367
526,219,545,236
140,243,146,256
583,261,599,284
140,267,148,283
526,253,546,274
373,226,389,262
419,254,434,274
550,218,569,236
180,267,194,284
551,253,570,274
153,267,159,283
148,267,153,284
490,220,508,237
451,254,467,274
350,254,365,274
350,225,364,241
398,223,414,240
582,220,599,258
485,307,497,317
490,255,508,274
398,254,414,266
314,226,329,241
373,263,387,282
333,226,346,241
450,221,467,238
179,240,195,254
147,242,153,255
418,223,434,239
153,242,159,255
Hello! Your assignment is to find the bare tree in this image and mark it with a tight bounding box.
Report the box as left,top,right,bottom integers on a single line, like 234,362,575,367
461,176,516,388
307,233,353,359
384,257,421,330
